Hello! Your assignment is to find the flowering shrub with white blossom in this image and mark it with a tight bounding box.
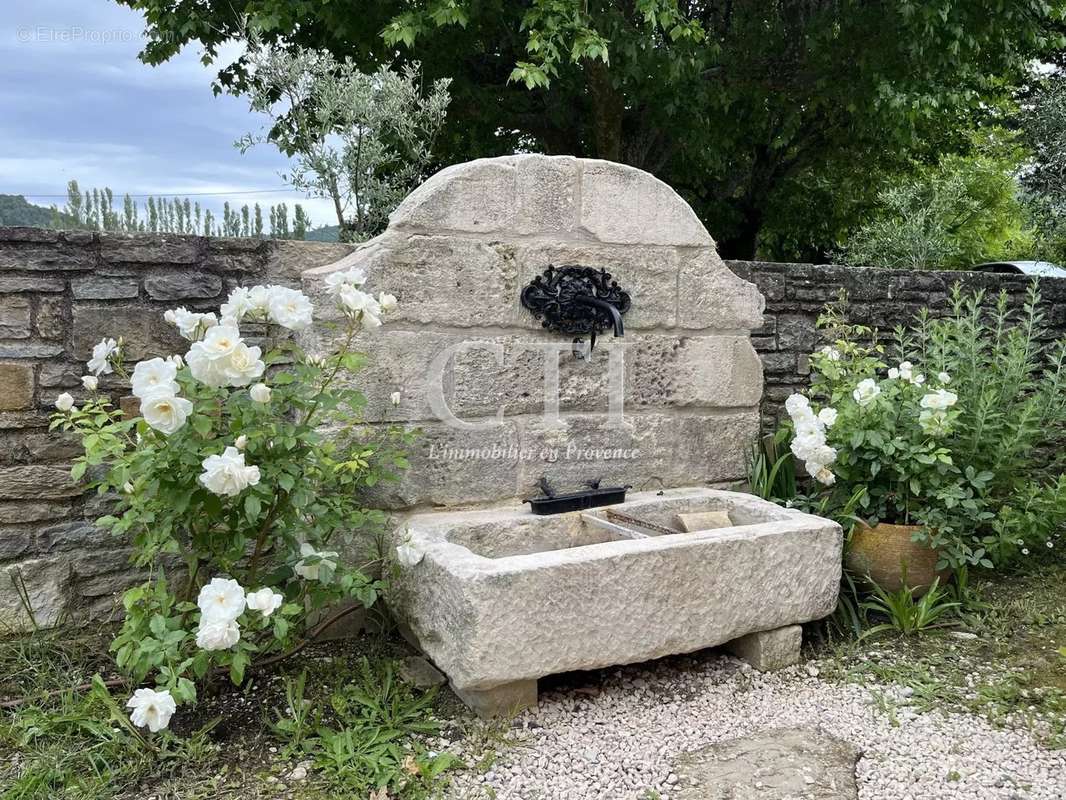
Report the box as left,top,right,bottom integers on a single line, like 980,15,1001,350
783,286,1066,572
51,271,408,735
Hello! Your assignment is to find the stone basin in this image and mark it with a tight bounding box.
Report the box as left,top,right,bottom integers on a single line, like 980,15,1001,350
390,487,842,717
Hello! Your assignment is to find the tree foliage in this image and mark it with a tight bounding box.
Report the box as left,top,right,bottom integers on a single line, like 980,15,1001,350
1021,71,1066,262
837,133,1034,269
53,180,310,239
236,48,451,242
117,0,1066,258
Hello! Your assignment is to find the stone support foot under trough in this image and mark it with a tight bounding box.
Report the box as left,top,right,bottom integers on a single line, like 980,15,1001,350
726,624,803,671
452,680,538,719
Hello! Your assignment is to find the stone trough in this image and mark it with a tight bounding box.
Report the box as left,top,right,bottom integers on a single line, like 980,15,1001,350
391,487,842,717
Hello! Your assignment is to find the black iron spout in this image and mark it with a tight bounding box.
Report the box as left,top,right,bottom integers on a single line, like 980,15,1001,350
575,295,625,337
520,265,630,354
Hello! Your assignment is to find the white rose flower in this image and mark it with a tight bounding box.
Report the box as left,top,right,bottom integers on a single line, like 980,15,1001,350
87,337,118,376
140,393,193,436
196,577,246,623
194,324,241,360
246,284,271,312
81,375,98,391
131,357,179,399
246,587,284,617
126,688,176,732
337,286,388,330
807,444,837,466
219,342,265,387
852,378,881,407
220,286,257,323
55,392,74,412
888,368,900,380
164,307,218,341
819,345,841,362
898,361,914,381
324,266,368,296
198,446,261,497
186,324,243,388
817,407,838,427
267,286,314,330
390,391,401,407
235,434,247,450
249,382,272,403
195,619,241,651
790,432,825,461
793,417,821,439
378,292,398,312
938,371,951,383
294,542,339,582
185,347,223,388
912,373,926,385
920,388,958,411
784,394,810,417
338,285,375,314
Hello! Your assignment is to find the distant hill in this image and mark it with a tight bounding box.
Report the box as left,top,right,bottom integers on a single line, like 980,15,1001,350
0,194,65,227
305,224,340,242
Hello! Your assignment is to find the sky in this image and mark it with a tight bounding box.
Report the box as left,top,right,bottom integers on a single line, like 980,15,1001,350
0,0,337,229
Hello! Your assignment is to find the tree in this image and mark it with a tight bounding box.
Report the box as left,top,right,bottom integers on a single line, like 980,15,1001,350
836,132,1033,269
118,0,1066,258
0,195,65,227
1020,70,1066,262
236,46,451,242
44,180,311,239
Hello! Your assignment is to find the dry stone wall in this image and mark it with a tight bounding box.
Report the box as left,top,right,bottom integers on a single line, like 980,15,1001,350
3,167,1064,629
0,228,353,628
728,260,1066,429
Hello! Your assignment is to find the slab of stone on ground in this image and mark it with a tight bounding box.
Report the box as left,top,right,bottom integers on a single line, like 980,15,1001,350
671,727,860,800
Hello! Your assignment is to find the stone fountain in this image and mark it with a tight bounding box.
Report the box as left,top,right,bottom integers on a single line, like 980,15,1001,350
302,155,842,717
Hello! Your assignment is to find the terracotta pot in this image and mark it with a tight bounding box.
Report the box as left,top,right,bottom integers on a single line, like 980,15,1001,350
846,522,950,594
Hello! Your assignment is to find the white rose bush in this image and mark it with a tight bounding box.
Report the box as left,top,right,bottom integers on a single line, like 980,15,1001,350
50,278,409,736
780,285,1066,572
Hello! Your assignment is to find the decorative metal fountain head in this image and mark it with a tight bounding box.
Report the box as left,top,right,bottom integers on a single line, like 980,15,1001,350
519,265,631,354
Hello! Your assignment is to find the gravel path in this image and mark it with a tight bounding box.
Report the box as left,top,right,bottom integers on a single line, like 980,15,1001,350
445,651,1066,799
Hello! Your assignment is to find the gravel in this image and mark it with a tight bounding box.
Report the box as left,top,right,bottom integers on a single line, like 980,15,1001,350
444,651,1066,800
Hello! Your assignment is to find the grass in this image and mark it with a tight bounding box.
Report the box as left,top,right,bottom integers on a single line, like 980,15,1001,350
819,563,1066,747
0,627,467,799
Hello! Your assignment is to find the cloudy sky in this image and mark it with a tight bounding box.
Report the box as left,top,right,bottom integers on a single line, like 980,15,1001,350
1,0,336,228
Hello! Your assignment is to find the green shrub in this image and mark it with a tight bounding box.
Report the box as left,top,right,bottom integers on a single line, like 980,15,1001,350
837,133,1034,269
784,284,1066,572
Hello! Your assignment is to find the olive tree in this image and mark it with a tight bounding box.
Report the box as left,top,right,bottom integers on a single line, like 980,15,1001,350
237,47,451,242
